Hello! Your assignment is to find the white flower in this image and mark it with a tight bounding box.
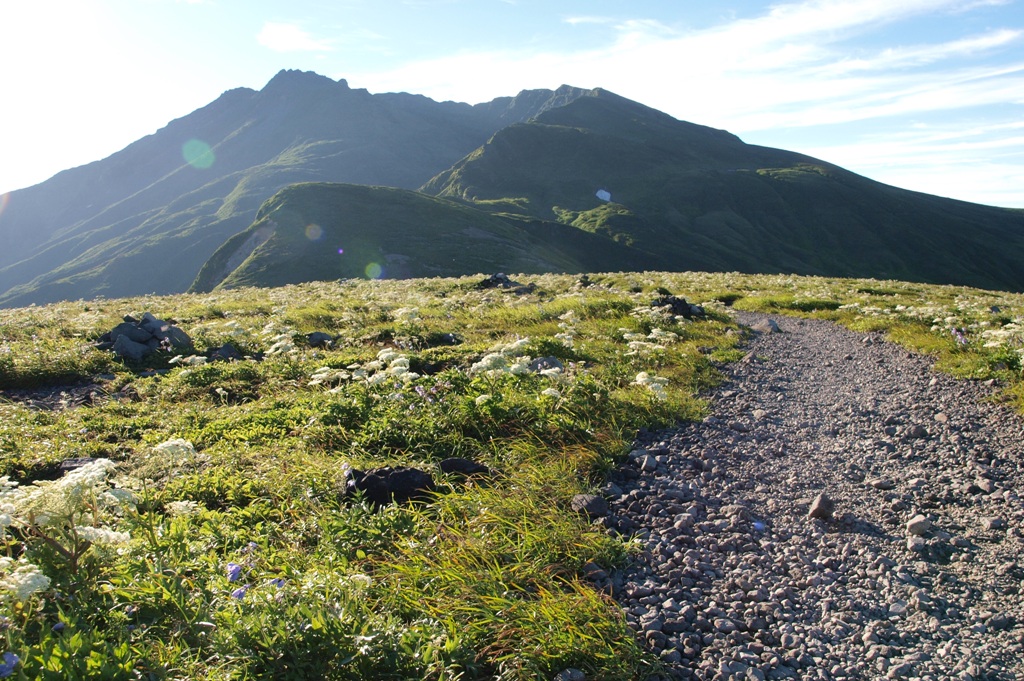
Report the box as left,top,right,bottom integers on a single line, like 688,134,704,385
0,557,51,602
154,439,196,460
74,525,131,545
540,388,561,399
475,394,492,406
165,500,202,517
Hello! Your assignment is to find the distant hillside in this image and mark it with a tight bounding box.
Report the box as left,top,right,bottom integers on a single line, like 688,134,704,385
3,72,1023,306
191,183,657,292
424,92,1024,292
0,71,595,307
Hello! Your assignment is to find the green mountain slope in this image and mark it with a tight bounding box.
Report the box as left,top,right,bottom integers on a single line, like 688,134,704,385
424,92,1024,292
191,183,656,291
0,72,596,307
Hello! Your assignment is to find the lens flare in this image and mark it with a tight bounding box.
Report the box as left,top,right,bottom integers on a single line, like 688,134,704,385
365,262,383,279
182,139,215,169
305,224,323,241
0,192,9,221
337,247,345,254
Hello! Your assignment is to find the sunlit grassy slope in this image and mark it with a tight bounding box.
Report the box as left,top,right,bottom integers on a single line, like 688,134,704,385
0,271,1021,679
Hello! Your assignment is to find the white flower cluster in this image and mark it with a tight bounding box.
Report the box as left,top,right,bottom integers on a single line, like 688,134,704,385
169,354,208,366
74,525,130,545
262,321,297,356
633,371,669,401
2,459,133,528
310,348,420,391
555,310,577,349
621,327,679,356
392,307,421,325
470,338,534,377
0,556,50,603
165,500,202,517
630,305,679,325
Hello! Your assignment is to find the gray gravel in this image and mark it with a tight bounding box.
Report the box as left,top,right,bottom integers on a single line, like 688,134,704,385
600,312,1024,681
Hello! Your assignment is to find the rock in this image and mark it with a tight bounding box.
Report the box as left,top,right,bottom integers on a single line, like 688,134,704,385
553,669,586,681
528,356,564,373
345,466,434,505
639,455,659,472
307,332,335,348
651,295,702,318
907,514,932,536
438,457,491,477
570,494,609,518
867,477,896,491
982,517,1006,531
808,493,835,520
907,536,927,552
907,424,929,439
750,319,781,334
210,343,244,361
111,335,151,362
109,321,154,344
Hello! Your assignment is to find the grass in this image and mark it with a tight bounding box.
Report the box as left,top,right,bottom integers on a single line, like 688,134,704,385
0,270,1022,679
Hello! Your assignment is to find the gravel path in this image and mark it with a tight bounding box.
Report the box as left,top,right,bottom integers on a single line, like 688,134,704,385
604,312,1024,681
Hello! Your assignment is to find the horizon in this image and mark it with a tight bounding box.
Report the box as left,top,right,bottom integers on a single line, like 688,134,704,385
1,0,1023,207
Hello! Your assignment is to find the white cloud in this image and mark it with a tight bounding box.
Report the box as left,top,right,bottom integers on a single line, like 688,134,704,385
257,22,333,53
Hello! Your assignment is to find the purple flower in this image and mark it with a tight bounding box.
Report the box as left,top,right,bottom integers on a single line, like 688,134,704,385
0,652,19,678
268,578,286,589
52,622,66,633
226,562,243,582
230,585,249,600
952,328,968,345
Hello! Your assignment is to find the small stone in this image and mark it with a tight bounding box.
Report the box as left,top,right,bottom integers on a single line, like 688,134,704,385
907,514,932,536
907,425,929,439
982,517,1006,531
867,478,896,491
553,668,586,681
907,536,927,552
639,455,659,472
753,409,768,421
808,493,835,520
570,494,609,518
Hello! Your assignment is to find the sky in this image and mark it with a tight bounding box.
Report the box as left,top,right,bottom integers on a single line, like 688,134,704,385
2,0,1023,207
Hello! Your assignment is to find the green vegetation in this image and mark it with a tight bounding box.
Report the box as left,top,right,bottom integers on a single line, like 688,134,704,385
1,271,1022,679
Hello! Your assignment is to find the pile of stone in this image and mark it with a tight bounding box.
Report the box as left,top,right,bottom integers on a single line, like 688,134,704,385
477,273,537,294
652,294,706,319
96,313,193,362
344,457,492,506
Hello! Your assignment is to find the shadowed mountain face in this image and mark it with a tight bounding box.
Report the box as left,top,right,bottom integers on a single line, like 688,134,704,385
0,71,595,306
3,72,1023,306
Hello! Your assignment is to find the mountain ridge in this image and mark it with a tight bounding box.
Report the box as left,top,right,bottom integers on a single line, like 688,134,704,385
1,70,1022,306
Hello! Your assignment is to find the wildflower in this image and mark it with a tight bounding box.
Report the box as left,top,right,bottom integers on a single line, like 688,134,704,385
153,439,196,459
52,622,66,633
540,388,561,399
165,500,201,517
0,557,50,603
951,328,968,346
74,526,131,545
475,394,492,406
230,584,249,600
0,652,19,678
226,563,243,582
268,578,286,589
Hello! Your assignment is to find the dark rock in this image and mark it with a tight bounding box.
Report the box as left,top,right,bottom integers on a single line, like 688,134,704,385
528,356,564,373
652,295,702,318
111,335,151,362
439,457,491,477
477,273,535,294
210,343,244,361
346,466,435,506
808,493,835,520
109,322,154,344
571,493,609,518
307,332,335,348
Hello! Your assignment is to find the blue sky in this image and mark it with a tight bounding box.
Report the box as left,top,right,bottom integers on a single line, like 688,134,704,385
2,0,1023,207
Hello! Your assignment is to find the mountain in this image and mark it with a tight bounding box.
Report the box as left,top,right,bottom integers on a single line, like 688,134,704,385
2,73,1023,306
0,71,595,307
424,91,1024,291
191,183,656,292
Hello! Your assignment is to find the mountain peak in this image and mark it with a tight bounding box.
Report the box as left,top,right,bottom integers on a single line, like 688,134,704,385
261,69,347,94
